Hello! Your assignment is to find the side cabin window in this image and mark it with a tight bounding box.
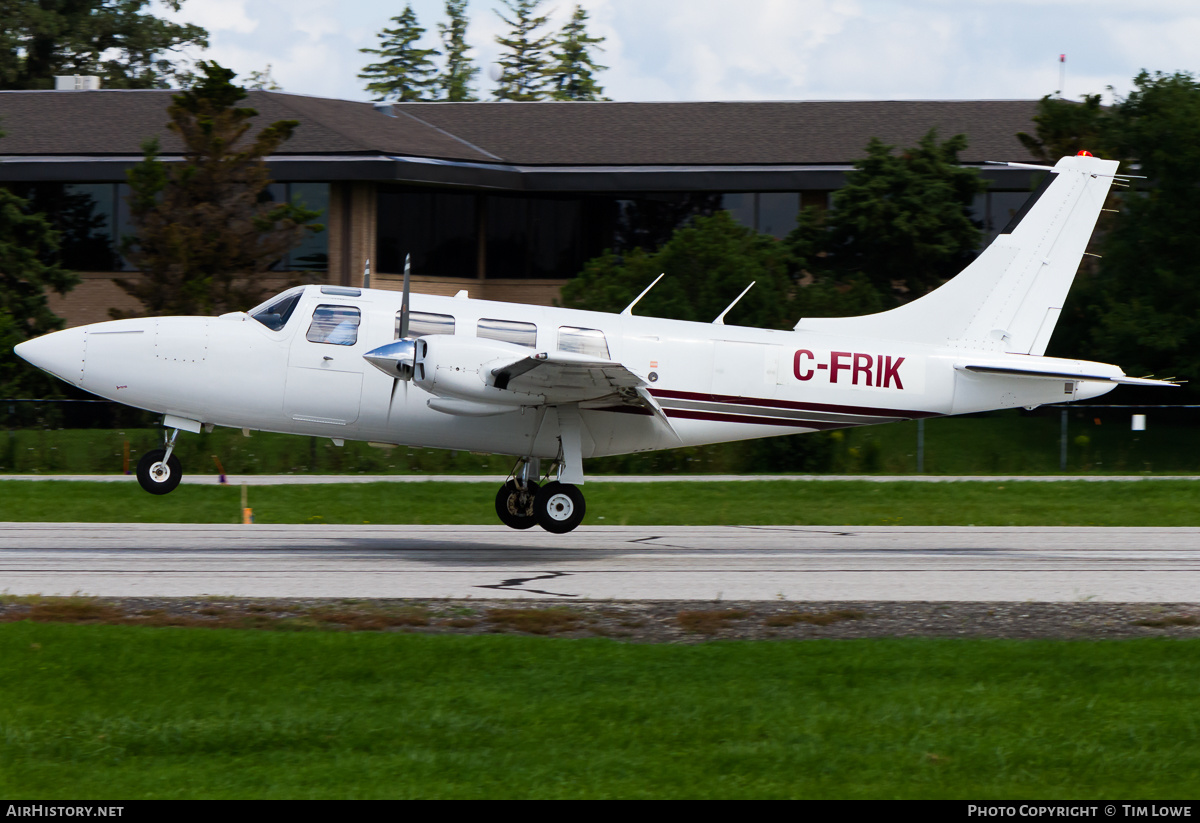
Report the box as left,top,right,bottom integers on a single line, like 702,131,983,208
307,305,360,346
397,311,455,338
558,326,610,359
478,318,537,348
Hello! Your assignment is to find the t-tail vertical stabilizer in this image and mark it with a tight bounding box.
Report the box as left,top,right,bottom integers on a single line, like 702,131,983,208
795,152,1121,355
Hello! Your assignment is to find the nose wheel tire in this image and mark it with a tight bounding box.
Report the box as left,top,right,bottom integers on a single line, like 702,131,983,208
137,449,183,495
534,481,586,534
495,479,540,530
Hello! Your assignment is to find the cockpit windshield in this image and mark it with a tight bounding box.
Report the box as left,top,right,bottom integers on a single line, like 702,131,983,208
250,288,304,331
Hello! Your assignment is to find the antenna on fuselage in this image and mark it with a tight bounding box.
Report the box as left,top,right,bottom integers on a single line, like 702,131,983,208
363,258,371,289
620,273,665,316
712,282,755,325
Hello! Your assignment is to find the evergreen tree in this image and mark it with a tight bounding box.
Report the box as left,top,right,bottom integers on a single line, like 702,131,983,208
437,0,478,101
562,210,799,330
549,5,608,101
0,0,208,90
818,130,986,300
359,5,440,102
493,0,554,101
1017,94,1116,366
245,64,282,91
0,127,79,397
1016,93,1110,163
1079,71,1200,395
118,62,321,317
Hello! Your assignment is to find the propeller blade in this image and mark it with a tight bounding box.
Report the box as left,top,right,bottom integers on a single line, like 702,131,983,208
399,254,412,340
387,377,400,418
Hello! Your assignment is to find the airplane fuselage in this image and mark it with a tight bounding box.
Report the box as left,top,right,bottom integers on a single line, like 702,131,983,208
31,283,1119,462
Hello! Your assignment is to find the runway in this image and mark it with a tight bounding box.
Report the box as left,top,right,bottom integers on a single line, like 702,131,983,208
2,522,1198,602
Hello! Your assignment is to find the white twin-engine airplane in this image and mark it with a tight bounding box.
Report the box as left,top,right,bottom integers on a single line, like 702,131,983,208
14,152,1175,532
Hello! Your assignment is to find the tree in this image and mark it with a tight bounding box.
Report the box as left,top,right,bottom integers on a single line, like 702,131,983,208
0,0,208,90
1016,93,1116,366
0,126,79,397
118,62,321,317
549,5,608,101
563,210,799,330
1016,93,1110,163
1074,71,1200,396
493,0,554,101
245,64,282,91
437,0,478,101
816,131,986,300
359,5,440,102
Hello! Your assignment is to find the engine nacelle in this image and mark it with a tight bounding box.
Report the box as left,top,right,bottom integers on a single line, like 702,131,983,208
413,336,544,405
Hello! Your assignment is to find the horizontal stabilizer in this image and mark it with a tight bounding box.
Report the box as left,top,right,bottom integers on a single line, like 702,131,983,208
958,364,1178,387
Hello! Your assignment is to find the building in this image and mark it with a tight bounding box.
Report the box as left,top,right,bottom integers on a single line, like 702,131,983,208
0,89,1043,326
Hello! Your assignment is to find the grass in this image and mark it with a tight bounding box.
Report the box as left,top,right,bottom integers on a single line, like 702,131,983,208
5,406,1200,476
3,478,1200,526
2,622,1199,799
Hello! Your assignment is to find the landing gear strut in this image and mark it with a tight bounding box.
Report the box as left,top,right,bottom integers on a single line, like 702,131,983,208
495,404,589,533
137,428,183,495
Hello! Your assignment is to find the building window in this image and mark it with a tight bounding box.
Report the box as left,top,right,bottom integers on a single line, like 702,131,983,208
3,182,128,271
377,188,478,277
262,182,330,271
3,181,328,273
721,192,801,239
289,183,330,271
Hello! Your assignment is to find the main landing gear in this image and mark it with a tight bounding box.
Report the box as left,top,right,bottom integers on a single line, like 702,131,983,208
496,454,587,534
137,428,183,495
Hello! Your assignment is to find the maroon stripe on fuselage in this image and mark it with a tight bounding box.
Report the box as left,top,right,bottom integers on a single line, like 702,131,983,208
664,408,849,430
649,388,938,419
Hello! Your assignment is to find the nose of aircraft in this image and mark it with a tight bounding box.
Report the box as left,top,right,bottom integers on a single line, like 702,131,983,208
13,327,86,386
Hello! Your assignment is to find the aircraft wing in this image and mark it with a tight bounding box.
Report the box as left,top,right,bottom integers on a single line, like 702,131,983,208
491,351,678,434
493,350,643,394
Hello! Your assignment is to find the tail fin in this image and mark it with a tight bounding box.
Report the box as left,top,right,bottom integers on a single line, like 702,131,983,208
795,152,1119,355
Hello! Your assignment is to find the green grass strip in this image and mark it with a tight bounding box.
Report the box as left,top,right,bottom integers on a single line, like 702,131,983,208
2,479,1200,526
2,623,1199,799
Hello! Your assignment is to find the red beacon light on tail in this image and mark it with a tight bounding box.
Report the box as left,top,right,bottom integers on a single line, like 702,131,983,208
1077,150,1094,156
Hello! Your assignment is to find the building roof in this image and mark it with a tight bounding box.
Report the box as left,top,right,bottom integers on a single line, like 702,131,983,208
0,89,496,161
395,100,1042,166
0,90,1043,190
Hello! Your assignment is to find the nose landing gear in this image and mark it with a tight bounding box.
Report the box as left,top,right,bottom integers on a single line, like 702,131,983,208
136,428,183,495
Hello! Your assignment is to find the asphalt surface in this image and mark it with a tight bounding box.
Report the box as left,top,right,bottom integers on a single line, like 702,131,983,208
2,523,1198,602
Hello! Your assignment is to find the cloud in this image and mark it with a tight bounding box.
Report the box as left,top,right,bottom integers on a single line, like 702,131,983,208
156,0,1200,104
163,0,258,34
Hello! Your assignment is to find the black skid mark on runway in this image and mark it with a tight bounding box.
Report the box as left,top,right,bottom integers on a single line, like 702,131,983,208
476,571,579,597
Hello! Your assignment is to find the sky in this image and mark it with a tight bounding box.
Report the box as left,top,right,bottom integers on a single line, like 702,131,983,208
154,0,1200,104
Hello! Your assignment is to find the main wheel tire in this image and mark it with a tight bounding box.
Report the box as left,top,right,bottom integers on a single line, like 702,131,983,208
534,481,586,534
495,479,540,530
137,449,182,495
